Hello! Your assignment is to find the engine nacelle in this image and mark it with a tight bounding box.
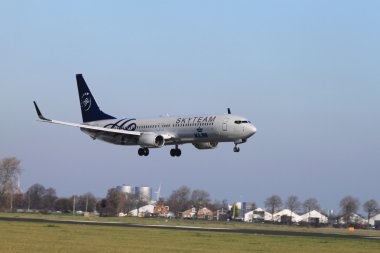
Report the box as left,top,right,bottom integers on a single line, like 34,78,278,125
138,133,165,148
193,142,218,150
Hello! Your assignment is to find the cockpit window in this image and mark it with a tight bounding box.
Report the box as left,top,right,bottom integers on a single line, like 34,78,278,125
235,120,251,124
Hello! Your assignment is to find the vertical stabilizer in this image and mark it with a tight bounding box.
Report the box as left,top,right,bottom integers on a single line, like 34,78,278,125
76,74,116,123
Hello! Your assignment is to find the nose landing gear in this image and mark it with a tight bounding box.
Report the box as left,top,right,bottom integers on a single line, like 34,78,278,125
233,145,240,153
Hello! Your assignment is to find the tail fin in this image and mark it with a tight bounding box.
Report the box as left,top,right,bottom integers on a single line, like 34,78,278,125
76,74,116,123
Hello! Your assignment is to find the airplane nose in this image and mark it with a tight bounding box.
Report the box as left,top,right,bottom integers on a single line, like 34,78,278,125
246,124,256,137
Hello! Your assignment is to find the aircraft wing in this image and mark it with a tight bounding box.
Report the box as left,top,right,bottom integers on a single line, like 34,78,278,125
33,101,141,136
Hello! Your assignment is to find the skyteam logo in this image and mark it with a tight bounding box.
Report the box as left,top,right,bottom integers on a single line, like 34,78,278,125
81,92,92,112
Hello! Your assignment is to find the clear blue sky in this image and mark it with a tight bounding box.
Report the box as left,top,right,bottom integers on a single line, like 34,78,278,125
1,1,379,213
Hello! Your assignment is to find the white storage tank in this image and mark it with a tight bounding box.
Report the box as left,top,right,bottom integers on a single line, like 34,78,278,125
135,186,152,202
117,184,133,194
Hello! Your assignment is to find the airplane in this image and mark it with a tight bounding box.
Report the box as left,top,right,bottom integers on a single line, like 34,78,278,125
33,74,256,157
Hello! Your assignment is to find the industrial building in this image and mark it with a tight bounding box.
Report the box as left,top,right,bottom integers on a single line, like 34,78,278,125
134,186,152,202
369,214,380,228
116,184,152,202
244,208,329,224
116,184,133,195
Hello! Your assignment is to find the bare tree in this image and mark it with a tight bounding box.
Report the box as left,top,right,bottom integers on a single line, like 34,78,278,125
96,199,107,216
24,184,57,211
339,195,360,225
303,197,321,223
303,198,321,213
104,188,126,216
363,199,379,224
285,195,301,224
208,199,229,212
0,157,22,186
0,157,22,210
25,183,46,210
43,187,57,210
124,192,137,213
54,198,72,212
264,195,282,221
166,185,191,217
191,189,210,207
76,193,97,212
12,192,24,210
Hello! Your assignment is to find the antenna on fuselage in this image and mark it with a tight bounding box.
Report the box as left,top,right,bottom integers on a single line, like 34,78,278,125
227,108,231,114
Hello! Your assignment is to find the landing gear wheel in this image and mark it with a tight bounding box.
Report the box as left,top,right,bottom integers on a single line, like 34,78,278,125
138,148,149,156
233,146,240,152
170,148,182,157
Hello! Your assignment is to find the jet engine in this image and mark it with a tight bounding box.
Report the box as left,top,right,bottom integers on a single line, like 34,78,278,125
138,133,165,148
193,142,218,149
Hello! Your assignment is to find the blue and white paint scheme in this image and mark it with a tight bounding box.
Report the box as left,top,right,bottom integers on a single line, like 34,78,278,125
33,74,256,157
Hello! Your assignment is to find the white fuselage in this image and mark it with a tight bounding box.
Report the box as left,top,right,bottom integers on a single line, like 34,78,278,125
82,114,256,147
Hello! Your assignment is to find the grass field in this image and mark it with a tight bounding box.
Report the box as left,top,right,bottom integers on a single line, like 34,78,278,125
0,214,379,253
1,212,380,236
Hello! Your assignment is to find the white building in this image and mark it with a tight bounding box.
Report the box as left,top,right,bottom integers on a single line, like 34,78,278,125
300,210,328,224
369,214,380,227
272,209,302,223
338,213,367,225
244,208,272,222
129,204,155,217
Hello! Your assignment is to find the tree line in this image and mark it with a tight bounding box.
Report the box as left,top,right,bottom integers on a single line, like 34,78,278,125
0,181,98,213
1,157,379,223
96,185,229,217
0,157,97,213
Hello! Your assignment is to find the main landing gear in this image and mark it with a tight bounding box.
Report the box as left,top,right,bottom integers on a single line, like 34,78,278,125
233,144,240,153
138,147,182,157
138,147,149,156
170,145,181,157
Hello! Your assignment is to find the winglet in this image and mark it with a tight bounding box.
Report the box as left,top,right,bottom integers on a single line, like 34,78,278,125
33,101,51,121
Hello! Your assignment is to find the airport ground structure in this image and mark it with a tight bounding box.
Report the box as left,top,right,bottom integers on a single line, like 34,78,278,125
122,202,379,228
0,167,378,229
2,157,378,229
2,186,380,229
